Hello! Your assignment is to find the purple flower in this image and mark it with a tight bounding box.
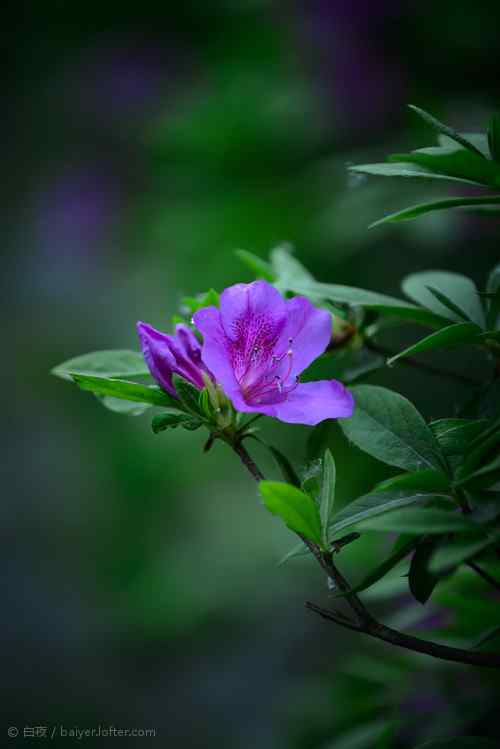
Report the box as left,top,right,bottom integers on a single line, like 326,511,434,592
192,281,354,425
137,321,209,397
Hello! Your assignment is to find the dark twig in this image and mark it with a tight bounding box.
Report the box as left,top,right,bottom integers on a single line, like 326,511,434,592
467,560,500,593
232,440,500,669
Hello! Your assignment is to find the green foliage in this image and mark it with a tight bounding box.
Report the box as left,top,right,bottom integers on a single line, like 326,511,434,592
319,449,336,547
356,507,477,534
331,537,418,599
408,539,439,603
151,411,203,433
352,105,500,226
339,385,447,473
328,490,452,536
70,374,177,408
52,349,149,381
408,104,487,158
387,322,482,366
369,195,500,228
171,373,204,416
259,481,322,545
401,271,485,328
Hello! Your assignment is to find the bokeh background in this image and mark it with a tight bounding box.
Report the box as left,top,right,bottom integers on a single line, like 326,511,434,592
5,1,500,746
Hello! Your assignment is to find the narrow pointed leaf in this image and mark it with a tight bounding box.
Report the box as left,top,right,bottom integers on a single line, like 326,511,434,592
71,374,178,408
271,244,314,290
370,195,500,228
402,271,485,328
408,104,487,158
349,162,482,185
235,249,274,281
328,490,451,536
389,145,500,186
387,322,481,366
277,541,310,566
259,481,322,545
319,450,336,545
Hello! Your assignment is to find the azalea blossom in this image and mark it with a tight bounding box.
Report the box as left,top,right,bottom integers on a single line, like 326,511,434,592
192,281,354,425
136,321,209,397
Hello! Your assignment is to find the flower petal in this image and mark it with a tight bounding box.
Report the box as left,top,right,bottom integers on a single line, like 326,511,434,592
219,281,286,342
137,321,177,395
278,296,332,377
272,380,354,425
192,306,240,396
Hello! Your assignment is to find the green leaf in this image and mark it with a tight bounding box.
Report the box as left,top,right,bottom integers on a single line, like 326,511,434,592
152,410,203,433
70,374,178,408
319,450,336,546
429,531,498,574
329,490,451,536
375,469,450,494
409,539,439,603
339,385,446,473
181,289,220,314
171,374,203,415
430,419,488,472
271,243,314,290
357,507,478,534
408,104,487,158
402,271,485,328
456,426,500,485
278,279,447,328
486,261,500,329
456,453,500,489
370,195,500,228
488,113,500,163
259,481,322,545
387,322,482,366
349,161,482,185
235,249,274,281
389,145,499,186
95,395,152,416
52,350,149,381
331,537,418,599
277,541,310,566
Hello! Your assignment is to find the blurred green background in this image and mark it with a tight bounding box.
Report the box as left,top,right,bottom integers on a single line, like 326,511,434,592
5,1,500,746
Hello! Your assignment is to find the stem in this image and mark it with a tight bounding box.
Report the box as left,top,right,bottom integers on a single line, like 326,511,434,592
231,440,500,669
306,602,500,668
365,338,479,387
467,560,500,593
233,440,264,481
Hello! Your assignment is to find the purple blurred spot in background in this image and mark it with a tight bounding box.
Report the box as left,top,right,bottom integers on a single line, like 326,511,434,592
298,0,407,137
